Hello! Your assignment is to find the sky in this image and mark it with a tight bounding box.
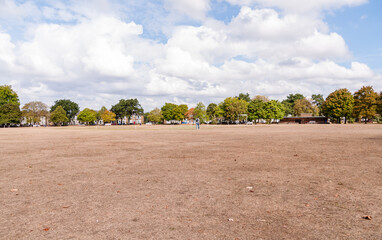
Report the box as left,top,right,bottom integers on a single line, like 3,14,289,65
0,0,381,111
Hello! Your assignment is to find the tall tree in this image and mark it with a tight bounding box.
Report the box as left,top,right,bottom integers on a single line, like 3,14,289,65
97,106,108,121
77,108,97,125
0,85,20,106
293,98,319,116
148,108,163,123
353,86,379,124
312,94,324,115
178,104,188,120
161,103,178,121
194,102,207,122
111,98,144,122
248,99,266,123
221,97,248,121
282,93,304,116
50,106,68,126
0,85,21,126
236,93,251,102
22,101,49,125
206,103,217,120
322,88,354,124
0,103,21,127
51,99,79,123
101,110,116,123
262,100,285,123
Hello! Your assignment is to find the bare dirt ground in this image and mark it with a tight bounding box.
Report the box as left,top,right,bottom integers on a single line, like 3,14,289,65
1,124,382,239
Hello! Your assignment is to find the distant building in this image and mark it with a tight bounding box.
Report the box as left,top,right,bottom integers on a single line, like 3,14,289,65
280,113,328,124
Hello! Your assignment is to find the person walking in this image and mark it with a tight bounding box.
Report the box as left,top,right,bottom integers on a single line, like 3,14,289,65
195,118,200,130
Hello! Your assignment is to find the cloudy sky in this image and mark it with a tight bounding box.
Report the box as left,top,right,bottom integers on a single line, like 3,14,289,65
0,0,381,111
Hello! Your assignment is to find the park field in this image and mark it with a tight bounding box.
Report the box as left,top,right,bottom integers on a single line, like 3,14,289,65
1,124,382,239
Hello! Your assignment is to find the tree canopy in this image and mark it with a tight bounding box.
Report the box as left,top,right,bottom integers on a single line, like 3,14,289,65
221,97,248,121
194,102,207,122
22,101,49,124
248,99,266,122
51,99,79,122
50,106,68,125
148,108,163,123
263,100,285,123
293,98,318,116
353,86,378,123
111,98,143,120
101,109,116,123
77,108,97,125
0,85,21,126
282,93,304,116
322,88,354,123
236,93,251,102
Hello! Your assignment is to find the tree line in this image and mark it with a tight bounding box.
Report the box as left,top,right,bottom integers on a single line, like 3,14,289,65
1,85,382,127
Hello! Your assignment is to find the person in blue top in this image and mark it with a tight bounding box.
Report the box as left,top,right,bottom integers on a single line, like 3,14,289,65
195,118,200,129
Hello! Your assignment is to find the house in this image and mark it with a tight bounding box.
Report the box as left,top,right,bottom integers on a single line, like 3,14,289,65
129,114,144,124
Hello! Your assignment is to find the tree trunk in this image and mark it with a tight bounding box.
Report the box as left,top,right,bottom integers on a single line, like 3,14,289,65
344,116,347,124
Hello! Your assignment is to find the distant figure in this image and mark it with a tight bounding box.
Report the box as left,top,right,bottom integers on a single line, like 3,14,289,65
195,118,200,130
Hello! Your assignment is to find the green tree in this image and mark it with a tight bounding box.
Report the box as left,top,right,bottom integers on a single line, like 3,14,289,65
194,102,207,122
0,85,21,127
111,98,144,123
312,94,324,115
161,103,178,121
353,86,379,124
221,97,248,121
101,109,116,123
207,103,217,119
263,100,285,123
178,104,188,120
51,99,79,123
0,85,20,106
22,101,49,125
148,108,163,123
50,106,68,126
322,88,354,124
248,99,266,123
97,106,108,121
0,103,21,126
282,93,304,116
77,108,97,125
293,98,319,116
236,93,251,102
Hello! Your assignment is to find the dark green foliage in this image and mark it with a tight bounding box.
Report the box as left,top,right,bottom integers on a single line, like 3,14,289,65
0,103,21,126
248,99,266,122
51,99,79,122
282,93,304,116
236,93,251,102
0,85,21,126
111,98,144,120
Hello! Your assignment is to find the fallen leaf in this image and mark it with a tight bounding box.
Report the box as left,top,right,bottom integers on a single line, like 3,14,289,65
43,228,50,231
10,189,18,192
62,206,70,209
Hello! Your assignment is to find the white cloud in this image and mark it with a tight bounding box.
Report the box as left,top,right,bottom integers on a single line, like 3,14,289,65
0,1,380,112
164,0,211,20
225,0,368,14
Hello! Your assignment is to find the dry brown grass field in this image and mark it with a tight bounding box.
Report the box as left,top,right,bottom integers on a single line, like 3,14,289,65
1,124,382,239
